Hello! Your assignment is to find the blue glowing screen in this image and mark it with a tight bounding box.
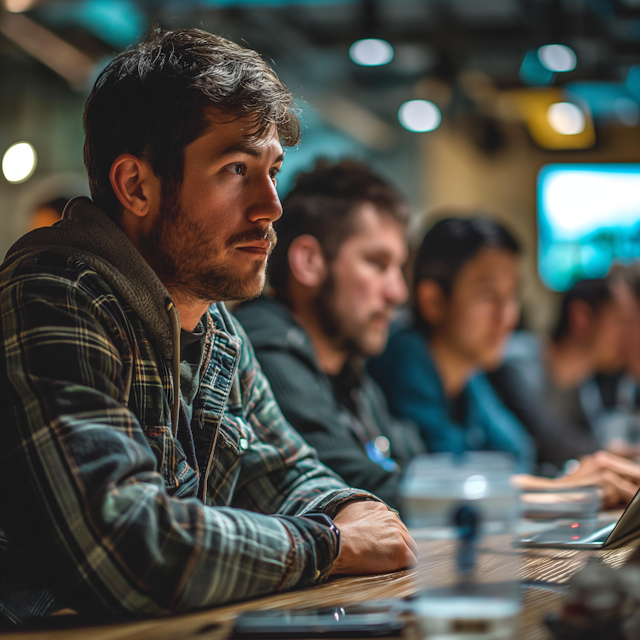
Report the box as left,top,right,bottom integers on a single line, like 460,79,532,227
538,164,640,291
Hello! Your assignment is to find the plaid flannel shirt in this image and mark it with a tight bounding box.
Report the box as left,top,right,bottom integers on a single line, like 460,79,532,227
0,208,378,623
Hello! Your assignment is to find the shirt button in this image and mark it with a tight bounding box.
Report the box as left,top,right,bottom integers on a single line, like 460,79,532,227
239,438,248,451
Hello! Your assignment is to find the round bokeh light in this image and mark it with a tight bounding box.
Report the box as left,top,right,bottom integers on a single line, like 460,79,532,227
547,102,586,135
398,100,441,132
349,39,394,66
2,142,37,183
537,44,577,73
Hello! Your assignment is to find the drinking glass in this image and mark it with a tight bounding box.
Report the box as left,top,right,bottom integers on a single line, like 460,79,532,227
400,452,521,640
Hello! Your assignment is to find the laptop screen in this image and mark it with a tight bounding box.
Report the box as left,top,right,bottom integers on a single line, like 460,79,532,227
604,486,640,548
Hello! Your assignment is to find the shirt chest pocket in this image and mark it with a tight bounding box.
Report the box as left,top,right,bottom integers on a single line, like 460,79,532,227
217,413,253,454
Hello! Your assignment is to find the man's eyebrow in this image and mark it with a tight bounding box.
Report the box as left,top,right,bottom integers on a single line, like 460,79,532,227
217,141,285,164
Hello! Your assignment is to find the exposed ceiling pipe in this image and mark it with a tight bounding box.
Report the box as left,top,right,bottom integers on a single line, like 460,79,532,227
0,11,96,88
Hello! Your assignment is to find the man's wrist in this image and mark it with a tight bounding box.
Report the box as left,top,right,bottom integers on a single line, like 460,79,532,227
299,512,341,557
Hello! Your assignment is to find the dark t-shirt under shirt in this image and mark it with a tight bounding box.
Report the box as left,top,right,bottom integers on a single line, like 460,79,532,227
177,319,207,473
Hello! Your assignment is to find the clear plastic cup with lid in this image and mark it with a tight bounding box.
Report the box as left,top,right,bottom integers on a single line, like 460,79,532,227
400,452,521,640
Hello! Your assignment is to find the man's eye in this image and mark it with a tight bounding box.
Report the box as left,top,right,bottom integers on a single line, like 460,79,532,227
227,163,245,175
367,257,388,270
269,168,280,180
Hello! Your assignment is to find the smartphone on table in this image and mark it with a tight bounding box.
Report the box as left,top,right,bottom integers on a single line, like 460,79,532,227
230,602,407,639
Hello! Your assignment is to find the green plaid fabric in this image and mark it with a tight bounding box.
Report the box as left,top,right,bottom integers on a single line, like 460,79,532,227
0,241,375,621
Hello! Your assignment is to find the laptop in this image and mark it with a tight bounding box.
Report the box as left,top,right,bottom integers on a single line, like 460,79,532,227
520,486,640,550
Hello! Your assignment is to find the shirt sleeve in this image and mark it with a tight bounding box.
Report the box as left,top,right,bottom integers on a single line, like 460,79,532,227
0,261,367,621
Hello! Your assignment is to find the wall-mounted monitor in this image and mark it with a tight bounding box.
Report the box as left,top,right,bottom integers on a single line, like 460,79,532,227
538,163,640,291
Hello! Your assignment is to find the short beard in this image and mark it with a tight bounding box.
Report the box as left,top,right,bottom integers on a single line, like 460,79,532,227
315,272,363,358
139,191,276,304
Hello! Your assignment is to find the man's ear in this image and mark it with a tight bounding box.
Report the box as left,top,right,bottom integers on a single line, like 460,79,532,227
109,154,159,219
416,280,447,328
288,235,327,288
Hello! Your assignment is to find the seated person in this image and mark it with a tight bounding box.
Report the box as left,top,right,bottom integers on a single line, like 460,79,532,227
236,166,640,510
488,277,631,471
369,216,535,472
592,263,640,456
235,159,425,510
622,262,640,385
0,30,417,626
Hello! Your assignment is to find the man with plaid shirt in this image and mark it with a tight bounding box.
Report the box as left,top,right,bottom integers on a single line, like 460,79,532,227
0,28,416,625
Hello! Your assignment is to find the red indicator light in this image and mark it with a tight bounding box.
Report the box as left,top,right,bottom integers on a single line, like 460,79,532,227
572,536,580,540
571,523,579,528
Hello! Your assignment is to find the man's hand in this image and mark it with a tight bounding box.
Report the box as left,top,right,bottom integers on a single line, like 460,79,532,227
556,451,640,508
513,451,640,509
328,501,418,576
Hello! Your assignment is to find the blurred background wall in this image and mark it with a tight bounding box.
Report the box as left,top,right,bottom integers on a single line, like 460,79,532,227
2,0,640,332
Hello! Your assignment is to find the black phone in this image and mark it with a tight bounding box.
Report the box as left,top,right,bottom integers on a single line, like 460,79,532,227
230,603,407,639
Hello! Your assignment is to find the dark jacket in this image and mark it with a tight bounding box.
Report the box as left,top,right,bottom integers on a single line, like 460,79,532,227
0,198,376,624
487,331,599,470
234,297,425,510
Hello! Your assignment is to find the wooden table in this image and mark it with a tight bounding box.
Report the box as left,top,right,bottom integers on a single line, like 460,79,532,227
1,539,637,640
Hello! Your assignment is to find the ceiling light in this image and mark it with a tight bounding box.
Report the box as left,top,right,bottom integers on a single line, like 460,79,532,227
398,100,441,132
547,102,586,135
538,45,577,73
0,13,95,87
2,142,37,183
349,39,394,67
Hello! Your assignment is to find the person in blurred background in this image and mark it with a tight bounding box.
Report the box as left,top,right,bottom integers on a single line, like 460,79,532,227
369,216,535,472
590,263,640,457
0,30,418,626
237,169,640,509
235,159,425,510
488,276,633,473
622,263,640,385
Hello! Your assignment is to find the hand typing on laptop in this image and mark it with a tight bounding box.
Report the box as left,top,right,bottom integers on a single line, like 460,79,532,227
513,451,640,509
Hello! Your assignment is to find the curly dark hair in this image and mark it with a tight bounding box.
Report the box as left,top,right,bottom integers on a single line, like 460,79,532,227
268,158,409,294
84,27,300,220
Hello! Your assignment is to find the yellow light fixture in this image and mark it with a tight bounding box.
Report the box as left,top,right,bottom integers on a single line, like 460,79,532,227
503,88,595,149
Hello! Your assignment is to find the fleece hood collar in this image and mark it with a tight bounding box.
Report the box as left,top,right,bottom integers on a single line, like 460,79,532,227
4,196,178,360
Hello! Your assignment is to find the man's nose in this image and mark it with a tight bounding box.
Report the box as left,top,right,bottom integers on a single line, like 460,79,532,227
247,174,282,225
385,268,409,306
500,298,520,330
